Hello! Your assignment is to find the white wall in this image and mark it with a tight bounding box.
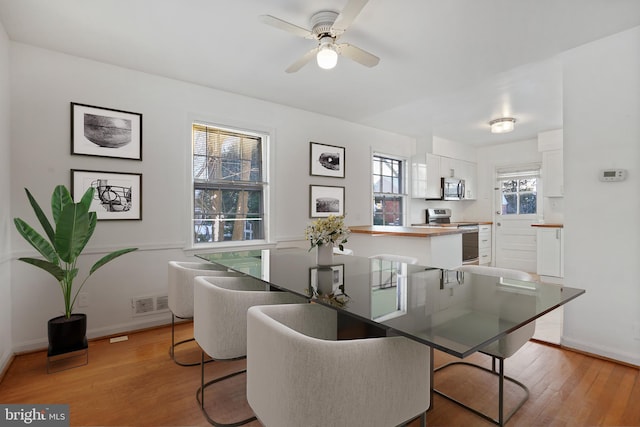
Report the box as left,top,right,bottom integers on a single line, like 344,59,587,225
465,138,541,222
9,43,414,352
561,26,640,366
0,18,12,370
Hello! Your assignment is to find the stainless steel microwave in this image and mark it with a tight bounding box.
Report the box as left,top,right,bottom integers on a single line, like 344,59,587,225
442,177,466,200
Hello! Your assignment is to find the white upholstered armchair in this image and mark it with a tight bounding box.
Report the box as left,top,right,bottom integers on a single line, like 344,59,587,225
246,303,431,427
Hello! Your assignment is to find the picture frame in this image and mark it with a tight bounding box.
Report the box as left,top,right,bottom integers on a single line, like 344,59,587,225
310,185,344,218
309,141,345,178
71,102,142,160
71,169,142,220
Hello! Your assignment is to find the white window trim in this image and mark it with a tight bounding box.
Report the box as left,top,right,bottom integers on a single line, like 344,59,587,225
185,114,274,251
372,151,409,226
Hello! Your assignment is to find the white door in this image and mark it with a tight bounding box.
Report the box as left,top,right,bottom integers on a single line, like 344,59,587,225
493,167,540,273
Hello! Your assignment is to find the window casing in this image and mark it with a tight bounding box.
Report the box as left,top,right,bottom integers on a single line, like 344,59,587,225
497,168,539,216
192,123,267,245
372,154,406,226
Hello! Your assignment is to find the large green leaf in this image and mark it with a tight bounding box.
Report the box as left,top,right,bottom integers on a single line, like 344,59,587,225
90,248,138,275
18,257,65,282
80,212,97,251
51,185,73,225
78,187,95,212
24,188,55,245
13,218,59,264
54,203,92,263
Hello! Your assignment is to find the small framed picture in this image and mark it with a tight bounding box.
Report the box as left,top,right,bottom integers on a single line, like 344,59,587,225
310,142,345,178
71,169,142,220
71,102,142,160
310,185,344,218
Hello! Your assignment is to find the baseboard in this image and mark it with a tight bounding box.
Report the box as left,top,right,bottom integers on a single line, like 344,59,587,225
0,350,14,383
12,316,173,355
561,336,640,368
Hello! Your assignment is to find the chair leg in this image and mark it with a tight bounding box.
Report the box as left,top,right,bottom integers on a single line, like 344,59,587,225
433,358,529,426
169,313,212,367
196,350,257,427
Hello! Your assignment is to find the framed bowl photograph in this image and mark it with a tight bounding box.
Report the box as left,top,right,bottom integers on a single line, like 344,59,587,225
310,141,345,178
71,102,142,160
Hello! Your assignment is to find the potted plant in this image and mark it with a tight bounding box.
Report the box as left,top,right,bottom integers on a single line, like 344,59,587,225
14,184,137,356
304,215,350,265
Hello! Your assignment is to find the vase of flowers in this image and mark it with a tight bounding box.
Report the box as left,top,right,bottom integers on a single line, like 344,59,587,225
304,215,350,266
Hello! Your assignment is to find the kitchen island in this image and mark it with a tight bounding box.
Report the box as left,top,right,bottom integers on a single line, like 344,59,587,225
347,225,466,268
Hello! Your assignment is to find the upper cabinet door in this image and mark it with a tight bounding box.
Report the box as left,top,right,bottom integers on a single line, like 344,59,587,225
411,153,442,199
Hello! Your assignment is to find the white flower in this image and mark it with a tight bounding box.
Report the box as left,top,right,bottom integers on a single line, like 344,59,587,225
304,215,350,250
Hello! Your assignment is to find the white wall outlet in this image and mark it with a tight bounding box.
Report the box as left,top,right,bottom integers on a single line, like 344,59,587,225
78,293,89,307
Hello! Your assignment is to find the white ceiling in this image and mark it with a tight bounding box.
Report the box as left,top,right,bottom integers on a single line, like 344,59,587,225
1,0,640,146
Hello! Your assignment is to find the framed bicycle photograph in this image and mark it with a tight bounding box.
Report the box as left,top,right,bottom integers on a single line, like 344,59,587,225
71,169,142,220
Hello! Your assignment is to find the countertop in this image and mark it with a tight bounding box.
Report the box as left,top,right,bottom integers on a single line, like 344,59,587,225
349,225,467,237
531,223,564,228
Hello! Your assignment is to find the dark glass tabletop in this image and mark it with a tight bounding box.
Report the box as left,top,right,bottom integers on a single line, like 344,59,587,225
196,248,584,358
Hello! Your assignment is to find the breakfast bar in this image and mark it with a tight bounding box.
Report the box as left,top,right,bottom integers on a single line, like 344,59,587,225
348,225,469,268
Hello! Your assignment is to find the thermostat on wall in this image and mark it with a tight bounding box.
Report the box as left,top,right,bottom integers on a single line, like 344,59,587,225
599,169,627,182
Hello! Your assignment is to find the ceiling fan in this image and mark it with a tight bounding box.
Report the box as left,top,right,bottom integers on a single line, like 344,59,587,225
259,0,380,73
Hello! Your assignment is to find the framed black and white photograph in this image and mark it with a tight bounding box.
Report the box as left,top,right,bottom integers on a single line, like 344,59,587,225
71,169,142,220
310,141,345,178
71,102,142,160
310,185,344,217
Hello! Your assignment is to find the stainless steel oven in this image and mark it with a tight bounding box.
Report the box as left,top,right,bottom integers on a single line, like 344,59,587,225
460,225,479,265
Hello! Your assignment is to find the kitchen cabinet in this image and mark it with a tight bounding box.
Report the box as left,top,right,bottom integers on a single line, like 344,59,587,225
440,157,477,200
478,224,492,265
411,153,477,200
536,227,564,278
543,150,563,197
411,153,442,199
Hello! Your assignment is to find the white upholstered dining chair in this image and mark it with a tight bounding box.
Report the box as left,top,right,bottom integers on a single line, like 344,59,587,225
167,261,241,366
435,264,536,426
193,275,305,426
246,303,431,427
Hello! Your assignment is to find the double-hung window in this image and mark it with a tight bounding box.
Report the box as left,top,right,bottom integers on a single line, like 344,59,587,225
192,123,267,245
497,166,540,216
372,154,406,226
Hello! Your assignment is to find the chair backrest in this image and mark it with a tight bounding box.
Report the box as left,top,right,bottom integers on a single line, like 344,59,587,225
193,276,305,360
167,261,239,317
369,253,418,264
457,265,536,358
333,247,354,255
247,303,430,427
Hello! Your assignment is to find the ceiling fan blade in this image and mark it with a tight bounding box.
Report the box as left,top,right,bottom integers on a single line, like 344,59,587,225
285,47,319,73
332,0,369,33
259,15,314,39
337,43,379,67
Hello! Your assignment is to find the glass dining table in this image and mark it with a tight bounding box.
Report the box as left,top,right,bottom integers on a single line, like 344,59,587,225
195,248,585,359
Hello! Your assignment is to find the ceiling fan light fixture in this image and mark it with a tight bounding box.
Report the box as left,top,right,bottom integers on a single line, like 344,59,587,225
489,117,516,134
316,38,338,69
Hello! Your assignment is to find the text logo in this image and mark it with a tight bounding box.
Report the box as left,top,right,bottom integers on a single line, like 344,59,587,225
1,405,69,426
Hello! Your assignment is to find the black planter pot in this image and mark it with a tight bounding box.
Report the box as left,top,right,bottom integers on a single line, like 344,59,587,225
47,313,88,357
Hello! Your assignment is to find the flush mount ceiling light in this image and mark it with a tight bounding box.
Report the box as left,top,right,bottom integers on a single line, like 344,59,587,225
489,117,516,134
316,36,338,70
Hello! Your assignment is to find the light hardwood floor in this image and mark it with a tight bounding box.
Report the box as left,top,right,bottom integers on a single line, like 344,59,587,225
0,322,638,426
